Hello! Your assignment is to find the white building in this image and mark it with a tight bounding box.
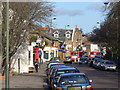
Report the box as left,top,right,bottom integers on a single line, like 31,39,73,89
42,46,58,62
11,44,29,73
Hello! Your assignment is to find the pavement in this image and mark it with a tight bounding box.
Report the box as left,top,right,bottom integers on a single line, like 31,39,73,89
2,62,49,89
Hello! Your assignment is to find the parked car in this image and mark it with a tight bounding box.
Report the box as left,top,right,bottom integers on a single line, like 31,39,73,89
98,60,117,71
79,56,89,64
47,61,60,68
63,56,72,64
51,68,80,88
47,63,64,69
46,63,65,76
53,73,92,90
48,65,71,85
53,57,61,62
49,60,59,63
92,59,104,68
92,55,103,60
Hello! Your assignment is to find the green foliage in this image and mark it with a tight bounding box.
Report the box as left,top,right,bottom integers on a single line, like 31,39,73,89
88,2,120,55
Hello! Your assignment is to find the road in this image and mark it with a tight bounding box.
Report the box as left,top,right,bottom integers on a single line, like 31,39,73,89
2,62,119,89
67,63,119,89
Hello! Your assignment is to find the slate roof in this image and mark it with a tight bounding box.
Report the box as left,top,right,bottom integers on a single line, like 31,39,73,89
41,28,73,42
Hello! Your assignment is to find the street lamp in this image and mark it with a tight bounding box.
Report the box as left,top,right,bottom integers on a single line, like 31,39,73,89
49,17,56,33
104,2,109,11
65,24,70,29
49,9,57,59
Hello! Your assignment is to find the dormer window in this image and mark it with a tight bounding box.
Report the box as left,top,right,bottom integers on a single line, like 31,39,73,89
53,31,59,38
65,31,71,38
54,34,59,38
66,34,70,38
65,31,71,34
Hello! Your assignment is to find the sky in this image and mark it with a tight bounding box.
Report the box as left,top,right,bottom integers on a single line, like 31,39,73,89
49,2,107,34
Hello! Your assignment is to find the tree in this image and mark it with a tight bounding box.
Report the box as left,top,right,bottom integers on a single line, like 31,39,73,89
1,2,54,74
88,2,120,55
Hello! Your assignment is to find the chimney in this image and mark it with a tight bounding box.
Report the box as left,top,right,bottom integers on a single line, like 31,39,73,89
75,25,79,30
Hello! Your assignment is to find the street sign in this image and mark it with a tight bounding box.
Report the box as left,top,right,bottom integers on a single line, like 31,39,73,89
58,49,67,52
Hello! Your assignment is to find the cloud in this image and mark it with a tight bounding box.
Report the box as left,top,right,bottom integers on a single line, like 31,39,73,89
87,3,105,11
54,8,84,16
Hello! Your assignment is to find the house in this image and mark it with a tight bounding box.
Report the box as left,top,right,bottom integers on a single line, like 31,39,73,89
10,26,60,73
41,26,83,57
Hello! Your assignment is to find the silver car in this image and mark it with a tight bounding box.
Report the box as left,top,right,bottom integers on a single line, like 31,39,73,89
98,60,117,71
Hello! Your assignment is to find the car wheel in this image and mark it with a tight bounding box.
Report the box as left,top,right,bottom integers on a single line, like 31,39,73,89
112,69,116,72
103,67,107,71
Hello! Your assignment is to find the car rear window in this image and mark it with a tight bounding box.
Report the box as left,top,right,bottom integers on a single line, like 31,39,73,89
59,75,88,85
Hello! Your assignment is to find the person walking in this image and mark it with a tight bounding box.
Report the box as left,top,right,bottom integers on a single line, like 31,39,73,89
34,59,39,72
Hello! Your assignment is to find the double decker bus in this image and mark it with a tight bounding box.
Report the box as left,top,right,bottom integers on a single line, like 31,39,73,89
70,51,83,62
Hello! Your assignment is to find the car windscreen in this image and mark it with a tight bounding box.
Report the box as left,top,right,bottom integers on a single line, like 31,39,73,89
71,53,78,55
59,75,88,85
54,57,60,60
65,57,71,60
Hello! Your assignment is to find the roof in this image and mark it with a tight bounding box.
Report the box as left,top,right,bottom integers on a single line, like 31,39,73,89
30,31,60,41
57,67,78,71
52,65,71,68
41,27,74,42
42,27,73,31
60,73,85,77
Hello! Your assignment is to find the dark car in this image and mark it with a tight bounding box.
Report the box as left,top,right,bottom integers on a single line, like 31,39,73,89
46,63,65,76
63,56,72,64
91,55,103,60
51,68,80,88
79,56,89,64
53,73,92,90
48,65,71,85
53,57,61,62
92,58,104,68
47,61,60,68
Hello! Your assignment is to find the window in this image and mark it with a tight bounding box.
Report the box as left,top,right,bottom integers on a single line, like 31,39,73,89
71,53,78,55
66,34,70,38
53,31,59,38
85,45,90,49
59,75,88,85
44,51,49,59
54,34,59,38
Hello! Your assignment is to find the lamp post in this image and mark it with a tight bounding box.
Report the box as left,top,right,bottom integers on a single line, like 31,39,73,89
0,0,2,71
6,0,10,89
49,9,56,59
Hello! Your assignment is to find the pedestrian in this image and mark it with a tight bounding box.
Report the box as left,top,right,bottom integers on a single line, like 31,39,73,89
34,59,39,72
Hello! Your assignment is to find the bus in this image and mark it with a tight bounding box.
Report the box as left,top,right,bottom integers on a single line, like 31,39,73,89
70,51,83,62
89,51,101,59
